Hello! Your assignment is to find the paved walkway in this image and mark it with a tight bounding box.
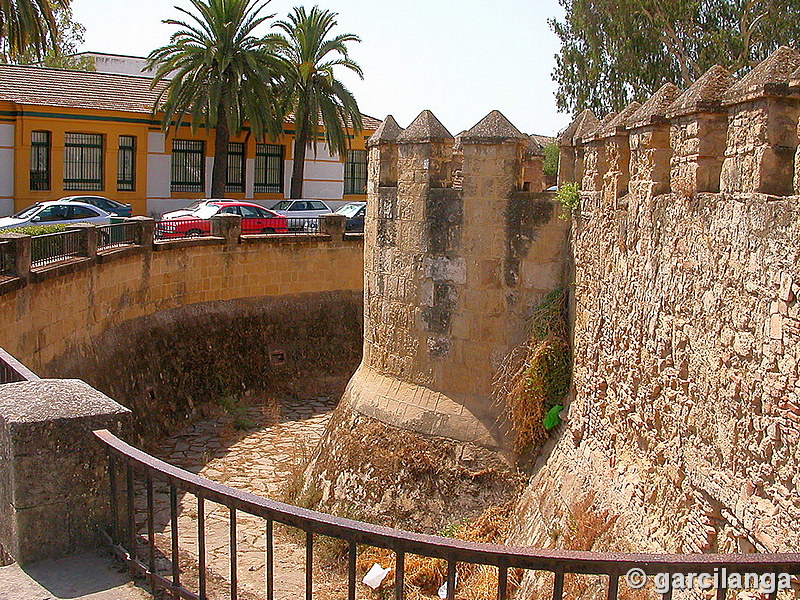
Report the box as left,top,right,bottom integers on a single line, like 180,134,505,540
136,397,351,600
0,551,151,600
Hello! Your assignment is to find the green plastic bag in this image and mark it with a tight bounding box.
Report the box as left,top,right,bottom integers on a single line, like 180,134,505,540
543,404,563,430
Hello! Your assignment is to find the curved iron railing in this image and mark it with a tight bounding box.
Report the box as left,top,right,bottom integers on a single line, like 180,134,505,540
94,429,800,600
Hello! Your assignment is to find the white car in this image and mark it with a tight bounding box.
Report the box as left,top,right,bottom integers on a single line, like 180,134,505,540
161,199,237,220
269,199,332,231
0,200,112,230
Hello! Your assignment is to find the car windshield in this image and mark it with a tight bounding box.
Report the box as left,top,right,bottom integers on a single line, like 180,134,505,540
11,205,42,219
336,204,365,218
270,201,292,210
192,205,221,219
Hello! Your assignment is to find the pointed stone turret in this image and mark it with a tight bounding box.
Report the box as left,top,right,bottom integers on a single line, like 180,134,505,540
396,109,453,143
558,109,598,185
720,47,800,196
595,102,640,203
666,65,734,118
581,112,616,201
460,110,526,143
723,46,800,105
598,102,641,139
628,84,682,198
667,66,735,194
627,83,681,129
367,114,403,147
367,115,404,190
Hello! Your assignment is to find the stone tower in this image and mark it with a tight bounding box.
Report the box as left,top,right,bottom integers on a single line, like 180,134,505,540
342,109,571,453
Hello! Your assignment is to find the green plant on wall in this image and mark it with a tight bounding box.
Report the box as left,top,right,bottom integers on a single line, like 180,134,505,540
555,181,580,218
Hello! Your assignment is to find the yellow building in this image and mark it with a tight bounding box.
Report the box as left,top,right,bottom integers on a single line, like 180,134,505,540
0,63,379,216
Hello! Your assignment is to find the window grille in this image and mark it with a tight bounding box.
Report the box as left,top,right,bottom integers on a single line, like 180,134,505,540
64,133,104,191
225,142,245,194
254,144,283,194
30,131,51,191
117,135,136,192
171,139,205,193
344,149,367,195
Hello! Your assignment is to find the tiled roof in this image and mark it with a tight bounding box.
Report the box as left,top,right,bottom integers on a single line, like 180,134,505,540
0,63,381,129
558,109,598,146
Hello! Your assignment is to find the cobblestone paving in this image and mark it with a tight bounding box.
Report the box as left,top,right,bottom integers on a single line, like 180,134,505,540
133,397,350,600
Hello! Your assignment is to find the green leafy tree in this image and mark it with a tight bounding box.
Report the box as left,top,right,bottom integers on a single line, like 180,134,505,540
147,0,286,197
0,0,63,61
551,0,800,114
543,142,559,178
14,4,95,70
274,6,363,198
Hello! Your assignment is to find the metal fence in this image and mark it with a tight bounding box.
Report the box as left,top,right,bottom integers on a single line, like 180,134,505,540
95,429,800,600
30,229,85,269
0,347,39,384
155,219,212,240
285,216,321,233
0,241,13,277
98,222,140,250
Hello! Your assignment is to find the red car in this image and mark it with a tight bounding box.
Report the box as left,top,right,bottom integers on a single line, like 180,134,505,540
157,201,288,238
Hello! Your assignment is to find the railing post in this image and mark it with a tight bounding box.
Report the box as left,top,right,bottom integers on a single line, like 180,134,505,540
210,213,242,246
0,232,31,280
0,379,130,564
319,213,346,239
127,216,155,248
67,222,98,259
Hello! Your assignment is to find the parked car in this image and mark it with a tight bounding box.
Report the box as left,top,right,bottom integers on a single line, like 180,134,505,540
268,199,332,231
61,195,132,218
162,199,238,220
156,201,288,238
336,201,366,232
0,200,111,230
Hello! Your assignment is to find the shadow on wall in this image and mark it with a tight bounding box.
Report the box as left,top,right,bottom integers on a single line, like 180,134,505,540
48,290,363,446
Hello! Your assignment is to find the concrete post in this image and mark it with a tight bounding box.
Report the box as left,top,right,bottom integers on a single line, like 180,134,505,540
66,223,98,259
319,213,346,239
127,216,155,247
0,232,31,280
0,379,130,564
210,213,241,245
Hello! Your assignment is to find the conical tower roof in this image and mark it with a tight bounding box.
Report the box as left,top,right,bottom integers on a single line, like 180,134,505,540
558,109,598,146
666,65,734,117
626,83,681,128
723,46,800,104
396,110,453,143
460,110,526,143
367,115,404,146
598,102,641,137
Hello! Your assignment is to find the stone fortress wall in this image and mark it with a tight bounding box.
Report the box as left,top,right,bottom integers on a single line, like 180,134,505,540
510,46,800,571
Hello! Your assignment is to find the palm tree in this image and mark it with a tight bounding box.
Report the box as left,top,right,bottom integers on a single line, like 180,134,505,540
274,6,363,198
147,0,286,197
0,0,63,61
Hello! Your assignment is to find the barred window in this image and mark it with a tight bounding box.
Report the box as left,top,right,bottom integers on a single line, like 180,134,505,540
64,133,104,191
171,139,205,193
30,131,51,191
225,142,245,194
344,149,367,195
254,144,283,193
117,135,136,192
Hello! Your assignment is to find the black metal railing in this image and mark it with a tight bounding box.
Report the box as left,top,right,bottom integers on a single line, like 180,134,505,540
30,230,85,269
155,219,212,240
95,429,800,600
0,347,39,384
287,216,321,233
0,241,14,277
99,222,140,250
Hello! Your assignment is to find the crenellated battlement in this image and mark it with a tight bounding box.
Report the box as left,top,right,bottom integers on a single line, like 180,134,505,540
559,45,800,207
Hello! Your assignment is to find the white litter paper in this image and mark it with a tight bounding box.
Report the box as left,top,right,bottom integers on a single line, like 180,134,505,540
363,563,391,589
438,574,458,599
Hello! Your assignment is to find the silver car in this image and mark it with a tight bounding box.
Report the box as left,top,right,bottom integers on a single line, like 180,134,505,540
269,199,332,231
0,200,112,230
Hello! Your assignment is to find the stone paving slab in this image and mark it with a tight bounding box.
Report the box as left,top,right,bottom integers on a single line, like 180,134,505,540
0,551,151,600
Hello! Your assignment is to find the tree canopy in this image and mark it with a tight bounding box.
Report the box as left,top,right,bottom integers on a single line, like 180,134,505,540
274,6,363,198
147,0,286,197
551,0,800,114
0,0,63,61
12,4,94,70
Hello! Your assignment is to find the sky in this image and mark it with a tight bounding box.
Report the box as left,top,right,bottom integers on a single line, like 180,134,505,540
70,0,571,138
